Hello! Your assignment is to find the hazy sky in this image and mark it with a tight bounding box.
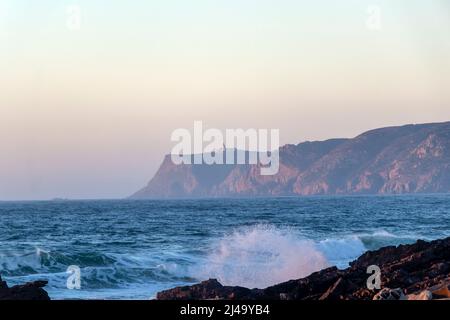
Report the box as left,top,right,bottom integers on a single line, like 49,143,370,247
1,0,450,200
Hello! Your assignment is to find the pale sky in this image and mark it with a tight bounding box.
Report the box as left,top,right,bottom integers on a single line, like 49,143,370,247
1,0,450,200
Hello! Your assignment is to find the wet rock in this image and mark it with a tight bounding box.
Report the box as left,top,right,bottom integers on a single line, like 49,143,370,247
156,279,263,300
429,280,450,299
262,267,343,300
0,276,7,289
406,290,433,300
319,278,358,300
373,288,405,300
0,275,50,300
279,293,288,300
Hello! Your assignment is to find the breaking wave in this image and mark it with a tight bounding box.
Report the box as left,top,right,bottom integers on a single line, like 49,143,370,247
193,224,368,288
192,225,328,288
0,225,422,297
0,247,195,299
190,225,424,289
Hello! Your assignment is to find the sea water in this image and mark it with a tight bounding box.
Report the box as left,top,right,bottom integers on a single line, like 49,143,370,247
0,195,449,299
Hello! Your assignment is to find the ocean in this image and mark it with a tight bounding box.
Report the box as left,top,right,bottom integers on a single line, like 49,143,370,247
0,195,449,300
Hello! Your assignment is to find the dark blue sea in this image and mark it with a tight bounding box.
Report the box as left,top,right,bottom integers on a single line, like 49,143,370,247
0,195,449,299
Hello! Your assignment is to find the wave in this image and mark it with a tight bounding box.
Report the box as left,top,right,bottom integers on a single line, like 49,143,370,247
190,225,423,288
314,229,415,267
0,247,194,292
0,224,426,298
192,224,332,289
316,237,366,267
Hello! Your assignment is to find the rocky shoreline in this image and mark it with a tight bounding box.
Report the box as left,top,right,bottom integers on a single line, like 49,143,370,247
1,237,449,300
0,277,50,300
157,237,450,300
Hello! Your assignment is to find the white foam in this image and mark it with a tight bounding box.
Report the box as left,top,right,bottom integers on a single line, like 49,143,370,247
316,236,366,268
190,225,408,288
193,224,330,289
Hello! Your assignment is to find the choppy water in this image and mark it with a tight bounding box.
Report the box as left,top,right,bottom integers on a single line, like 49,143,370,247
0,195,449,300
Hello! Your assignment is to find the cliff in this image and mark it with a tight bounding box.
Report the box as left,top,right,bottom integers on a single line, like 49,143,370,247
131,122,450,198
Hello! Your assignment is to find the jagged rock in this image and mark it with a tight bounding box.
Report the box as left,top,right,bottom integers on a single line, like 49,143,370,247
373,288,405,300
263,267,343,300
319,278,358,300
156,279,263,300
0,275,50,300
319,278,344,300
406,290,433,300
429,280,450,299
0,276,7,289
157,237,450,300
279,293,288,300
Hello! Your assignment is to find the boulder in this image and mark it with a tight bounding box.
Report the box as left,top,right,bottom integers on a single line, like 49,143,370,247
429,280,450,299
373,288,406,300
406,290,433,300
0,275,50,300
156,279,263,300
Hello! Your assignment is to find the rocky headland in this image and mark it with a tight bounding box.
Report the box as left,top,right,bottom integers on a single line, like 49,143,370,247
132,122,450,199
156,236,450,300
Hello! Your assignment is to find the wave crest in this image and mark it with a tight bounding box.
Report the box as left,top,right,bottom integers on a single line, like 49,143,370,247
194,224,330,289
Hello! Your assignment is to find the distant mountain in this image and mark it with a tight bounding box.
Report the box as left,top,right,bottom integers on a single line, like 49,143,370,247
130,122,450,198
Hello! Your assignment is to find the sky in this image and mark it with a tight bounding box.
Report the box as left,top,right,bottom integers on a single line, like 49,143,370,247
1,0,450,200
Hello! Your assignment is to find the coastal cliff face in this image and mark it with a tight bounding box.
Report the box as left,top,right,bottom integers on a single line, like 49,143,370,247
131,122,450,198
156,237,450,300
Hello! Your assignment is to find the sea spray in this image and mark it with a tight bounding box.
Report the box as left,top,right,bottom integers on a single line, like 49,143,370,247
193,224,330,289
316,237,367,268
190,226,397,288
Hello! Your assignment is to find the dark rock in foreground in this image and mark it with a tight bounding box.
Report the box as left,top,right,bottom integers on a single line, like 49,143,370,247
156,237,450,300
0,275,50,300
